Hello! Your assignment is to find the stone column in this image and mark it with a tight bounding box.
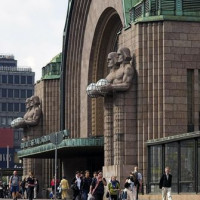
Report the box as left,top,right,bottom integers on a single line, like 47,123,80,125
104,95,113,166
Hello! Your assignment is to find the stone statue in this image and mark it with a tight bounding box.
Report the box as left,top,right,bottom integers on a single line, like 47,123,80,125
86,47,134,97
11,95,42,129
100,47,134,93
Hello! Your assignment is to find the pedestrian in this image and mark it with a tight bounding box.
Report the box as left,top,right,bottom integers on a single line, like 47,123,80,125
34,178,39,199
9,170,20,200
60,176,69,200
21,178,27,199
27,171,35,200
132,166,143,200
71,171,82,200
0,181,3,198
125,172,139,200
90,171,107,200
81,170,92,200
159,166,172,200
108,176,120,200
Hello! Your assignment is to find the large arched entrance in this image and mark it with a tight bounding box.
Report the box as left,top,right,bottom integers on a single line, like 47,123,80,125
88,7,122,136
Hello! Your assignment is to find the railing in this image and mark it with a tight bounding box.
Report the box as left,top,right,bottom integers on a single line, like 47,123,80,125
130,0,200,23
0,66,32,72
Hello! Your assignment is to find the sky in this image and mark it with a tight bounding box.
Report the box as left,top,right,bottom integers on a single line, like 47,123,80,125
0,0,68,82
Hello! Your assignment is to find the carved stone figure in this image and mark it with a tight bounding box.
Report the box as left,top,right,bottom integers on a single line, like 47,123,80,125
86,48,134,97
100,47,134,93
11,95,42,129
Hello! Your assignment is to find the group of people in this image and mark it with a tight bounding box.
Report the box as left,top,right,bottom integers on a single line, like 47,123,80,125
9,170,39,200
68,166,142,200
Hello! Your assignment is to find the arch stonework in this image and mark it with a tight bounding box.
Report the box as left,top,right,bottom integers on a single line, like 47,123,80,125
63,0,139,183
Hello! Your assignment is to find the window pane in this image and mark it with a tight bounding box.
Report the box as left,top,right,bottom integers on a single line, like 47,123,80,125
21,103,25,112
27,90,32,97
2,103,7,111
2,75,7,83
150,145,162,193
21,76,26,84
14,103,19,112
7,117,12,125
14,89,19,98
8,89,13,98
14,75,19,84
180,140,195,192
8,103,13,112
1,117,6,125
8,75,13,84
2,89,7,97
27,76,33,84
165,142,178,193
21,89,26,98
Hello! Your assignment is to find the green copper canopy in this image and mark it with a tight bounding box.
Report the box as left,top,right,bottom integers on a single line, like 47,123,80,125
122,0,200,27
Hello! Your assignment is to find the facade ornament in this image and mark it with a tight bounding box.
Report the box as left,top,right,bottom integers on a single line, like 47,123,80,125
86,47,134,98
11,95,42,129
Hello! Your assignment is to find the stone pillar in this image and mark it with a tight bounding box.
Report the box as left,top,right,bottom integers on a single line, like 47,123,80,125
103,84,137,184
104,96,113,166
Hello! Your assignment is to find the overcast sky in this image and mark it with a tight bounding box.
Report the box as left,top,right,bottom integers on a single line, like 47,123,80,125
0,0,68,81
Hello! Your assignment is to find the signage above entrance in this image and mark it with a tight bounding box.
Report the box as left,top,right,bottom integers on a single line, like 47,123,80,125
21,129,69,149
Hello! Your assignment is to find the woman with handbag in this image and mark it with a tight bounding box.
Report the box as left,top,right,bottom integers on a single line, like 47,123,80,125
108,176,120,200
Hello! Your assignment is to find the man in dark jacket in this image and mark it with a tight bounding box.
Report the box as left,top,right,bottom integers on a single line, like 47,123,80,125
159,166,172,200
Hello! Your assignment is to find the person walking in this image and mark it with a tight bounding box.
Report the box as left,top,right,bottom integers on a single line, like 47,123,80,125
133,166,143,200
108,176,120,200
159,166,172,200
34,178,39,199
27,172,35,200
9,170,20,200
71,171,82,200
90,171,107,200
60,176,69,200
81,170,92,200
125,172,139,200
21,178,27,199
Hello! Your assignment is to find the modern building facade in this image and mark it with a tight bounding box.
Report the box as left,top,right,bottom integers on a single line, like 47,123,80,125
18,0,200,198
0,54,35,169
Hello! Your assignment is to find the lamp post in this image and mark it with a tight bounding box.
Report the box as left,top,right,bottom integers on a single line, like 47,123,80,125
50,132,63,200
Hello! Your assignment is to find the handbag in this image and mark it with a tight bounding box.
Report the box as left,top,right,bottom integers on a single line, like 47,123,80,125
87,193,95,200
106,191,110,198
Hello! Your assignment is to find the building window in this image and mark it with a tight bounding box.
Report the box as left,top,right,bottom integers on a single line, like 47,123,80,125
180,140,195,192
21,103,25,112
21,76,26,84
2,89,7,97
8,89,13,98
14,89,19,98
14,103,19,112
149,145,162,193
1,117,6,125
2,75,7,83
2,103,7,111
20,89,26,98
27,90,32,97
187,69,194,132
14,75,20,84
7,117,13,125
8,103,13,112
8,75,13,84
165,142,178,193
27,76,33,84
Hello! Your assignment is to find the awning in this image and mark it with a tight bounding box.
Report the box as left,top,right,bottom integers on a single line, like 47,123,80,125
18,137,104,159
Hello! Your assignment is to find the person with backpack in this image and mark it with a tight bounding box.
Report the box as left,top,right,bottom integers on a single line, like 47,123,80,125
9,170,21,200
125,172,139,200
132,166,143,200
